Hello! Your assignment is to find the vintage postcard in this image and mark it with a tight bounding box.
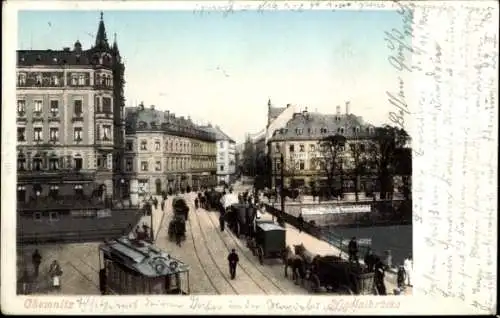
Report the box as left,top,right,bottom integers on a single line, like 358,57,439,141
1,0,497,315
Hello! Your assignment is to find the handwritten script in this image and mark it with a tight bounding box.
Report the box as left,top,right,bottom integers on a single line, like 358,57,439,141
405,1,498,315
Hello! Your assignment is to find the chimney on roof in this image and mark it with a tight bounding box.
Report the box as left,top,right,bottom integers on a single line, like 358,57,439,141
336,105,341,115
345,101,350,115
286,103,291,108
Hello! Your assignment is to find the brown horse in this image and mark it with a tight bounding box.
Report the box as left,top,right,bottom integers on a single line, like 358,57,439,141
283,245,305,285
294,243,315,265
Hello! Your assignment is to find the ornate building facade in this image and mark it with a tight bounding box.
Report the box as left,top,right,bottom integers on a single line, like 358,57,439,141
124,103,217,203
16,13,126,207
268,103,377,191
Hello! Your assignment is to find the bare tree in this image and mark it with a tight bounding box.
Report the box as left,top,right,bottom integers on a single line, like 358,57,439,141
347,141,369,201
367,125,410,200
313,134,347,199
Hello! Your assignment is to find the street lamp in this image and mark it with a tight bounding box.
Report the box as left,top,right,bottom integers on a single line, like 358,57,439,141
279,153,285,226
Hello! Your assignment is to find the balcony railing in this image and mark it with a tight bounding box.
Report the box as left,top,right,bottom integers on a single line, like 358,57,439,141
17,169,96,181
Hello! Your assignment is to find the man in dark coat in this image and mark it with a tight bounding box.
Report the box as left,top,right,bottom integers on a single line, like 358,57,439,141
219,213,225,232
297,213,304,233
32,249,42,278
364,248,376,272
227,249,239,279
348,237,359,264
374,260,387,295
194,197,199,210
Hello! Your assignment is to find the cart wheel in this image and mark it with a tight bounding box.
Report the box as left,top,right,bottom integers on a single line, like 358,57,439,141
311,274,321,293
258,246,264,265
338,284,354,295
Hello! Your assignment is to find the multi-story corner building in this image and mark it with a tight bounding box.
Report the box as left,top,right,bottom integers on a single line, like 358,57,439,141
200,125,236,185
124,104,217,203
16,13,125,205
267,103,376,192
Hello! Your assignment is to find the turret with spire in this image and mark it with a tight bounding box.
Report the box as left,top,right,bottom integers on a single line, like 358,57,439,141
95,11,110,50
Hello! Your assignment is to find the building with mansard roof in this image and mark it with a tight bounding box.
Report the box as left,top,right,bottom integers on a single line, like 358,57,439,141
267,102,377,191
124,103,217,197
15,13,139,243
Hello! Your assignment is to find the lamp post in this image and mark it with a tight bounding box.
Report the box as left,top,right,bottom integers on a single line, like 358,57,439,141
279,153,285,226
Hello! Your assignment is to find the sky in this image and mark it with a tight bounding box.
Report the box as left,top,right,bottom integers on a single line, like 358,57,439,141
18,9,405,144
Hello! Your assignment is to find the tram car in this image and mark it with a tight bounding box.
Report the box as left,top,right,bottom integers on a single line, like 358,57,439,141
226,203,256,237
172,196,189,220
98,237,190,295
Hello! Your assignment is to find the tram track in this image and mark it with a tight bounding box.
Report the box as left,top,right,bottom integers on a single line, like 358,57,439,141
203,208,302,294
187,197,241,295
198,207,283,294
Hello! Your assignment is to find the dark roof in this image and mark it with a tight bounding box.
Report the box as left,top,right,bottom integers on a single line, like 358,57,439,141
17,13,118,67
269,111,376,142
200,125,235,143
125,105,216,142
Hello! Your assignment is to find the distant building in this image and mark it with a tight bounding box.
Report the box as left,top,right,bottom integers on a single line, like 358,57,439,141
200,124,236,184
124,103,217,202
267,103,377,191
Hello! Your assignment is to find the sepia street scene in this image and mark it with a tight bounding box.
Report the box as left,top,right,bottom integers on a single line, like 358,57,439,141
16,8,413,296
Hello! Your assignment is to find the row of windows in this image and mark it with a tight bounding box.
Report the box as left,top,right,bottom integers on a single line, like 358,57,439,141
17,72,113,87
18,156,84,171
275,142,369,153
17,154,111,171
17,97,112,116
280,126,375,136
274,158,377,172
127,139,214,154
126,157,216,172
17,125,111,142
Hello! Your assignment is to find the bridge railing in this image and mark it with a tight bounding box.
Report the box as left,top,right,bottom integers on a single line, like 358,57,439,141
264,204,371,258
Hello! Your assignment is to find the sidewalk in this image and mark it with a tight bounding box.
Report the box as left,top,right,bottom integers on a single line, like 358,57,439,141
131,195,168,241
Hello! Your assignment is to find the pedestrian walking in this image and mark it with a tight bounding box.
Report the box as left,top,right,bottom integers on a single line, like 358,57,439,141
161,200,165,211
49,260,63,290
363,248,376,272
227,249,239,279
374,260,387,295
348,237,359,264
397,265,406,290
194,197,199,210
219,213,225,232
297,213,304,233
32,249,42,278
403,253,413,287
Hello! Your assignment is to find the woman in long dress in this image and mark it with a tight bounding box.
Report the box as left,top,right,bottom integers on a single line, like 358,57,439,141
49,260,63,290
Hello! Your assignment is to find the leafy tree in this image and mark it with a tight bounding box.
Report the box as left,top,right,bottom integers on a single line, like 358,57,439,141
367,125,410,200
312,134,347,199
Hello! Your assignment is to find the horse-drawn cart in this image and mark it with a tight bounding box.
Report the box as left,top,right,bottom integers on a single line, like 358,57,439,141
309,255,375,295
247,222,286,265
